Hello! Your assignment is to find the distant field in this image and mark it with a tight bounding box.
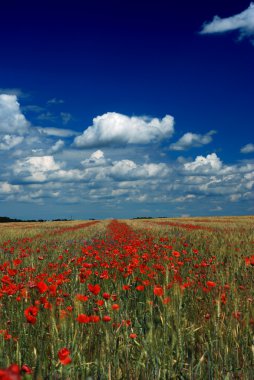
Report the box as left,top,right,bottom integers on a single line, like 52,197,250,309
0,217,253,379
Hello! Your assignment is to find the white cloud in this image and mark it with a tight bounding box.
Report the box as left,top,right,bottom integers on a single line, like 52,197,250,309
37,127,78,137
110,160,169,180
0,182,20,194
175,194,196,202
184,153,222,174
73,112,174,148
90,150,104,160
13,156,62,182
200,3,254,43
0,94,29,135
0,135,24,150
230,194,242,202
50,140,65,153
241,143,254,153
81,150,107,167
170,130,216,151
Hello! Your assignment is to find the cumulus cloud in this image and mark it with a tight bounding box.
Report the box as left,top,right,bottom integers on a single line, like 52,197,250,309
90,150,104,160
170,130,216,151
200,3,254,43
81,150,107,167
241,143,254,153
0,135,24,151
184,153,222,174
50,140,65,153
13,156,62,182
73,112,174,148
0,94,29,135
0,182,20,194
110,160,169,180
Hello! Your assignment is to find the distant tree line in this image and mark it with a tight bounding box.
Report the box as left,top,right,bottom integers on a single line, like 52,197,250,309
0,216,71,223
132,216,168,219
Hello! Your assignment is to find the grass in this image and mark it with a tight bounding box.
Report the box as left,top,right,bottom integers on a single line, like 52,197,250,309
0,216,253,379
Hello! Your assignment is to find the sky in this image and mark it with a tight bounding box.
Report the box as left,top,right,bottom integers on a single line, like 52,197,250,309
0,0,254,219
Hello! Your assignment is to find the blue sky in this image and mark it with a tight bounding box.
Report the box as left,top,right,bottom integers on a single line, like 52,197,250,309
0,0,253,219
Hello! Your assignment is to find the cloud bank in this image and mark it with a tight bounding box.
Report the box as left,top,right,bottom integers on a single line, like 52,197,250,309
0,92,253,218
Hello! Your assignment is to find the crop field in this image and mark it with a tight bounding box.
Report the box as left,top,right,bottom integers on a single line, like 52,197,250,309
0,216,254,379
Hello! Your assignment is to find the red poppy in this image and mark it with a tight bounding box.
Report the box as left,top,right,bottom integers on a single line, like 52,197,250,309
102,315,111,322
153,285,164,297
88,284,101,296
89,315,100,323
77,314,90,323
37,281,48,294
102,292,111,300
75,294,89,302
24,306,39,324
206,281,216,288
172,251,180,258
136,285,145,291
21,364,32,374
0,364,21,380
245,255,254,266
163,297,171,304
122,285,131,291
58,348,72,365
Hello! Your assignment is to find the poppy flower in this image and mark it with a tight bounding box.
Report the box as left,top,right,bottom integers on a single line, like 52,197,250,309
245,255,254,266
89,315,100,323
37,281,48,294
58,348,72,365
102,292,111,300
153,285,164,297
102,315,111,322
206,281,216,288
129,333,137,339
88,284,101,296
136,285,145,291
75,294,89,302
21,364,32,374
24,306,39,324
172,251,180,258
0,364,21,379
163,297,171,304
77,314,90,323
122,285,131,291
